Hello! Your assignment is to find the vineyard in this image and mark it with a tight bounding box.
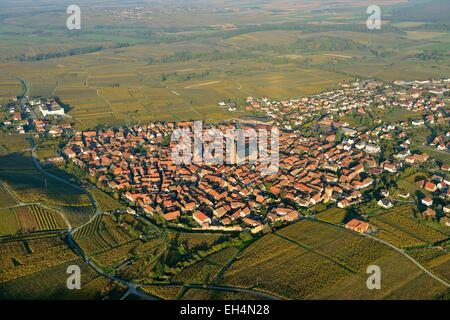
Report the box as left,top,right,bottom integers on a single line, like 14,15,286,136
371,206,448,247
0,208,20,236
0,184,17,207
30,205,66,231
218,233,351,299
91,188,125,212
370,218,425,248
0,237,76,284
218,221,450,299
141,285,184,300
74,214,135,255
174,247,238,285
55,205,94,226
181,288,264,300
0,205,67,236
168,231,230,251
316,207,349,224
116,237,166,281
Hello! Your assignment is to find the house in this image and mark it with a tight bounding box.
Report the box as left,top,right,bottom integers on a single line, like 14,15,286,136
345,219,370,233
193,211,211,226
377,198,393,209
163,211,180,221
398,190,410,199
421,197,433,207
338,199,350,208
424,182,437,192
422,208,436,219
444,205,450,214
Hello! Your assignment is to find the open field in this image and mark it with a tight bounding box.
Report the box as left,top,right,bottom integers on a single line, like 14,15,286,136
217,221,449,299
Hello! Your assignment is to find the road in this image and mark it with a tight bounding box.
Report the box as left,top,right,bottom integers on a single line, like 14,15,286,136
17,76,29,106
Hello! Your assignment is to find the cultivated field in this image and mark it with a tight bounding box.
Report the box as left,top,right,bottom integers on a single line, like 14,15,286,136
370,206,449,248
217,221,450,299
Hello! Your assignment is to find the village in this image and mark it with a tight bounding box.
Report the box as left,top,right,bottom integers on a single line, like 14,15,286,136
1,78,449,234
59,79,450,233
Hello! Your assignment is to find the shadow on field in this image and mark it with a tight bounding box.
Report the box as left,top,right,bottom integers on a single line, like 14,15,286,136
0,152,94,224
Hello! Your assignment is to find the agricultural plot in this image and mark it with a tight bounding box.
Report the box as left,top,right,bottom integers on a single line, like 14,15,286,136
141,285,184,300
30,205,66,231
74,214,135,255
218,221,450,299
0,237,76,284
370,218,425,248
0,184,18,207
116,237,166,280
91,188,125,212
409,248,450,282
316,207,349,224
218,233,351,299
0,255,127,300
168,231,231,252
54,205,94,226
0,208,20,236
14,205,39,233
374,207,448,245
0,152,92,209
174,247,239,285
0,133,29,155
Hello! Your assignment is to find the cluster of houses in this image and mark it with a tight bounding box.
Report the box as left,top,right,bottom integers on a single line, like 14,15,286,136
63,115,429,232
0,97,70,137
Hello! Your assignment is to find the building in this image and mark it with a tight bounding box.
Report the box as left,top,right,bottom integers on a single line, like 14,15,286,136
39,102,65,117
193,211,211,226
378,198,393,209
421,197,433,207
345,219,370,233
